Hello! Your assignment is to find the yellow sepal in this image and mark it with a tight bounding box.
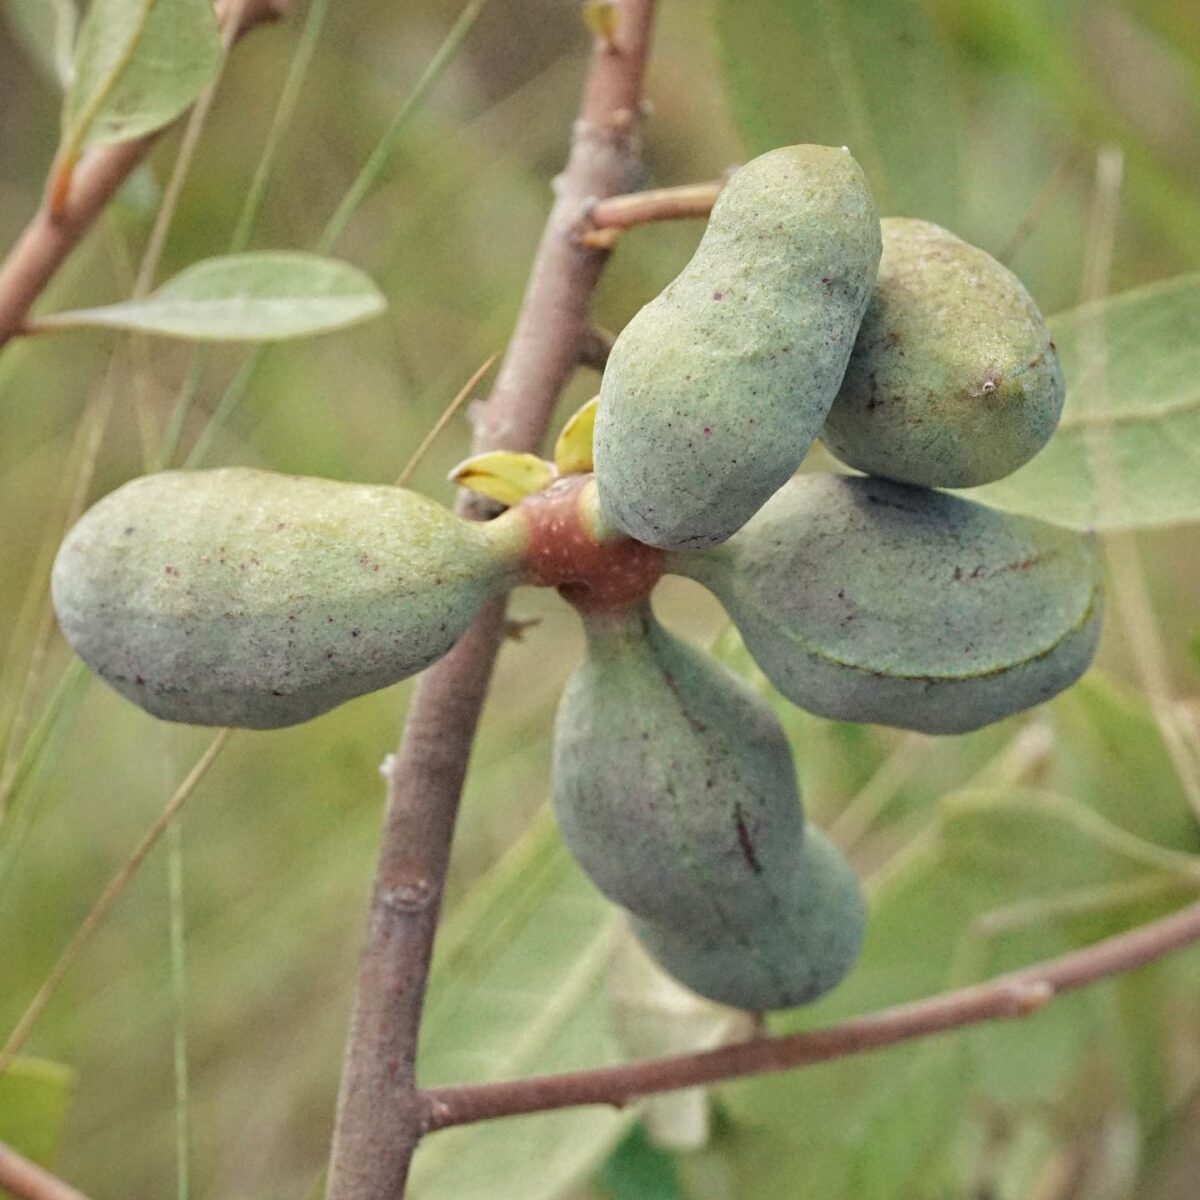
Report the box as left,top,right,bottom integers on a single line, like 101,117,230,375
554,396,598,476
449,451,555,507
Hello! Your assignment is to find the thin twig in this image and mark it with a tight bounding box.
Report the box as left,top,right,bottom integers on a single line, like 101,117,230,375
584,180,723,242
0,0,288,350
0,1140,91,1200
324,4,658,1197
420,898,1200,1129
578,324,616,371
0,730,231,1076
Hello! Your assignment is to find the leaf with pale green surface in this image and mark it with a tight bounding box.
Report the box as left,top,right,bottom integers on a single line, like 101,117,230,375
408,813,633,1200
970,274,1200,531
714,0,966,226
61,0,219,158
0,1056,74,1168
1047,672,1200,851
33,253,387,342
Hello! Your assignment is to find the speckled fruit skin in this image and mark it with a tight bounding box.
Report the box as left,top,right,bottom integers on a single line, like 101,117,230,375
675,474,1102,735
552,604,864,1010
593,145,881,551
822,218,1065,487
52,468,524,729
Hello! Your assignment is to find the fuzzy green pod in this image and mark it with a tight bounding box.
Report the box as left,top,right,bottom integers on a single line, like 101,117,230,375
821,218,1065,487
633,828,864,1012
552,605,865,1010
593,145,881,550
52,468,524,728
676,474,1102,734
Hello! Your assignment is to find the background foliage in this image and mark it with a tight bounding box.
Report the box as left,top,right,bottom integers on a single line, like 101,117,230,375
1,0,1199,1197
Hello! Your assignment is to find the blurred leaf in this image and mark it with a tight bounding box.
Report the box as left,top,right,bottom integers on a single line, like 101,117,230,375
849,1040,970,1199
971,274,1200,531
1048,672,1200,852
61,0,219,158
33,252,387,341
0,1056,74,1168
598,1124,683,1200
608,924,753,1151
714,0,966,224
2,0,77,87
408,812,634,1200
113,163,163,217
939,787,1200,895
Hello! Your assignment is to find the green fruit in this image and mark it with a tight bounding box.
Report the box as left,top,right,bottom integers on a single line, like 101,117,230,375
52,468,524,728
675,474,1102,734
594,145,881,551
552,604,865,1010
822,218,1065,487
633,828,864,1012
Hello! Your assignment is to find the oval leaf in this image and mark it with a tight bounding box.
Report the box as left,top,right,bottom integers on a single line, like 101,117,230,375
33,252,387,341
970,273,1200,531
62,0,220,156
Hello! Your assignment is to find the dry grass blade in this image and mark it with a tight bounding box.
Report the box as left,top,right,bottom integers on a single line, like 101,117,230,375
395,353,498,487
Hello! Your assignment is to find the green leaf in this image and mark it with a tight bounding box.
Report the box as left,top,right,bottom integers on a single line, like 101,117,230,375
32,253,387,342
714,0,966,226
61,0,219,160
970,274,1200,530
408,813,634,1200
1047,672,1200,853
598,1125,684,1200
2,0,77,87
938,787,1200,899
0,1056,75,1168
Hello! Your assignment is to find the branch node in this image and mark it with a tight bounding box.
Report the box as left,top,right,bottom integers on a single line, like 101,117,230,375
1011,979,1056,1016
578,226,622,251
579,325,616,371
381,880,437,915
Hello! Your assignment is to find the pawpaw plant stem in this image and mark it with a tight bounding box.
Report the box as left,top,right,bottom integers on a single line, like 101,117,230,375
323,4,659,1198
0,0,288,350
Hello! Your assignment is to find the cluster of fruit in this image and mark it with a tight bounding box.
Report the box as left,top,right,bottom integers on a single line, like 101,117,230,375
51,144,1102,1011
